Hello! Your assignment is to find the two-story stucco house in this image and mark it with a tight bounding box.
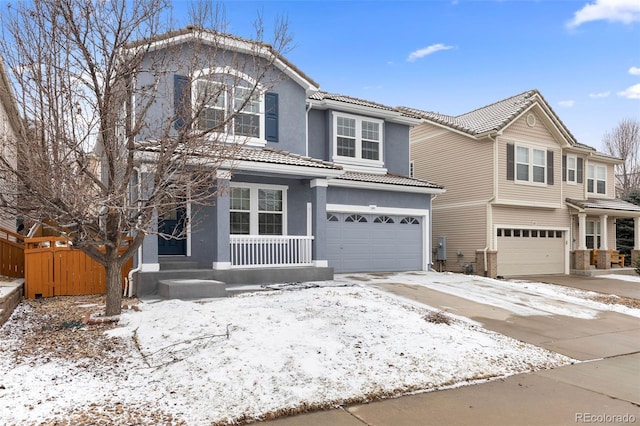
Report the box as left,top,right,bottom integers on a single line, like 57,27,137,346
403,90,640,278
132,28,444,295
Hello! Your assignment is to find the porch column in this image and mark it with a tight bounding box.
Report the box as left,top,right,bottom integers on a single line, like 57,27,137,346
140,171,159,271
574,213,590,271
596,214,610,269
310,179,328,267
577,213,586,250
212,171,231,270
632,217,640,267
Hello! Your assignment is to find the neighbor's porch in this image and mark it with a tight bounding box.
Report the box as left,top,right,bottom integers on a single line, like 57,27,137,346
567,198,640,274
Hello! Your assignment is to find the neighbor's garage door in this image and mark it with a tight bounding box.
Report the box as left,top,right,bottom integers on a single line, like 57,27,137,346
326,213,424,273
497,228,565,276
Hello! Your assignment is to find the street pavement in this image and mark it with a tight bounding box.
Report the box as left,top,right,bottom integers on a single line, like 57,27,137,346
260,274,640,426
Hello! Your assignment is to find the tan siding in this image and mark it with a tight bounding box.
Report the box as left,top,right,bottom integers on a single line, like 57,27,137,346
497,112,563,205
432,203,486,273
0,90,16,232
410,123,493,206
492,205,571,228
561,153,587,200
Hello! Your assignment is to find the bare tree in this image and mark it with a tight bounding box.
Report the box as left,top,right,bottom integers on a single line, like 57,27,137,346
0,0,292,315
603,118,640,196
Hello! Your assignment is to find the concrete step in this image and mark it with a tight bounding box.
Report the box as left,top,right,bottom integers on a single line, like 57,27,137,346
159,261,200,271
158,279,227,299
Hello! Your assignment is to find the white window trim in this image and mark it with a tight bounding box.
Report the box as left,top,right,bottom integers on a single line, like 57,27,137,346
192,67,266,147
515,144,546,186
229,182,288,235
566,155,577,185
331,111,384,168
586,164,607,196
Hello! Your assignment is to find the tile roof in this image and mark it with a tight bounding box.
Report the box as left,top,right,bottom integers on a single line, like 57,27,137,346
235,147,341,170
337,171,444,189
309,91,420,119
399,89,581,145
566,198,640,213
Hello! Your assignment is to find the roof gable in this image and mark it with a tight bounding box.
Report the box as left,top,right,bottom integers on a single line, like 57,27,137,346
399,90,580,146
128,26,320,95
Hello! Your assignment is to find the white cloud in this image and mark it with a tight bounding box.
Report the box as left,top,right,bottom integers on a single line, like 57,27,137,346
629,66,640,75
559,100,576,107
618,83,640,99
589,91,611,98
407,44,454,62
567,0,640,28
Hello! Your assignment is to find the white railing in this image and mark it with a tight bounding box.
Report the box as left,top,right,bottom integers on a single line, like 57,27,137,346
230,235,314,268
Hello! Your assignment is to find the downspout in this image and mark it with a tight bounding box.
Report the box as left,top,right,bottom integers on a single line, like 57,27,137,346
125,167,143,298
481,132,499,276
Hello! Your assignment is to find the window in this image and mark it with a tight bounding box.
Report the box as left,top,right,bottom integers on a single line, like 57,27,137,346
191,71,269,143
586,221,601,249
333,112,383,165
566,156,577,183
400,217,419,224
374,216,394,224
345,214,367,223
230,184,286,235
587,164,606,195
327,214,339,222
516,145,546,184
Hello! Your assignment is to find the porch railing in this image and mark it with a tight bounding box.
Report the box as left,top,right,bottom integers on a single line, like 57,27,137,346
230,235,314,268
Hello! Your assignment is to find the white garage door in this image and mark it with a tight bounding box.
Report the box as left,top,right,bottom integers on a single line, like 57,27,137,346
326,213,424,273
497,228,565,276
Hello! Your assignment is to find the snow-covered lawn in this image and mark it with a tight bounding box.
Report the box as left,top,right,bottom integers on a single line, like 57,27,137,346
599,274,640,283
0,280,576,425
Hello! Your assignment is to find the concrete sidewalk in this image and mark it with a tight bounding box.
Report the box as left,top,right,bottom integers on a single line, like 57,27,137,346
260,275,640,426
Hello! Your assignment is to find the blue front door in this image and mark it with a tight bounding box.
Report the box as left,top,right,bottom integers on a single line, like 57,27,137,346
158,206,187,255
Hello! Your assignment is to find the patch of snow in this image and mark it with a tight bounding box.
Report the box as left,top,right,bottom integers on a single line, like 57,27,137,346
0,286,573,425
600,274,640,283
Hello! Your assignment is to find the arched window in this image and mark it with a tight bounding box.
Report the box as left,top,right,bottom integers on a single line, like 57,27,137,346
374,215,394,224
327,213,339,222
400,217,419,225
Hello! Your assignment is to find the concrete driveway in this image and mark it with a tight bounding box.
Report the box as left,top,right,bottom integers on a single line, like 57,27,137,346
261,273,640,426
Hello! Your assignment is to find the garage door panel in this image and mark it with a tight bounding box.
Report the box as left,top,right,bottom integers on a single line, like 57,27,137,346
497,229,565,276
327,213,424,273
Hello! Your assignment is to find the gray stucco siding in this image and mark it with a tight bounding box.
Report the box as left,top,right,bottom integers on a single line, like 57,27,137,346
307,109,329,161
265,79,308,155
383,122,410,176
327,186,431,211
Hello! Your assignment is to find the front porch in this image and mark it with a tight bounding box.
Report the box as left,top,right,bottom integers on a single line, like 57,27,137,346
567,198,640,274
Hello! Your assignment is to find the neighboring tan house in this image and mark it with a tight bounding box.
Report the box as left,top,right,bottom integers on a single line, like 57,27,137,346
402,89,640,278
126,28,444,295
0,56,22,233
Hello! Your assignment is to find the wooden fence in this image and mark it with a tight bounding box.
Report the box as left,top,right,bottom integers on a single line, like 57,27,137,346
24,237,133,299
0,227,25,278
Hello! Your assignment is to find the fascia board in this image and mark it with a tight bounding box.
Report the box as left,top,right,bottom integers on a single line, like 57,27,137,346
328,178,446,195
309,99,421,126
230,160,344,178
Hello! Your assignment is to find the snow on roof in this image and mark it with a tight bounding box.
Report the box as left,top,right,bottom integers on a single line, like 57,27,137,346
337,171,444,189
566,197,640,212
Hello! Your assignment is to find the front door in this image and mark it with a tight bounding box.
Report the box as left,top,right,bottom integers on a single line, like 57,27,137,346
158,206,187,255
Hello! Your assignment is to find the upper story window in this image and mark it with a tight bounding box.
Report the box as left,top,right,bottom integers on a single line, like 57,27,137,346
176,69,279,146
516,145,546,184
333,112,384,168
196,80,261,138
507,143,554,185
566,156,577,184
587,164,606,195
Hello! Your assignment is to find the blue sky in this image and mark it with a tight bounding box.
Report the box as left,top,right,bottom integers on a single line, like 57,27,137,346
170,0,640,152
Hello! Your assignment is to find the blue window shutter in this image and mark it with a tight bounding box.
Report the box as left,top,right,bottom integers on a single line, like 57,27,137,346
265,92,278,142
174,75,190,130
